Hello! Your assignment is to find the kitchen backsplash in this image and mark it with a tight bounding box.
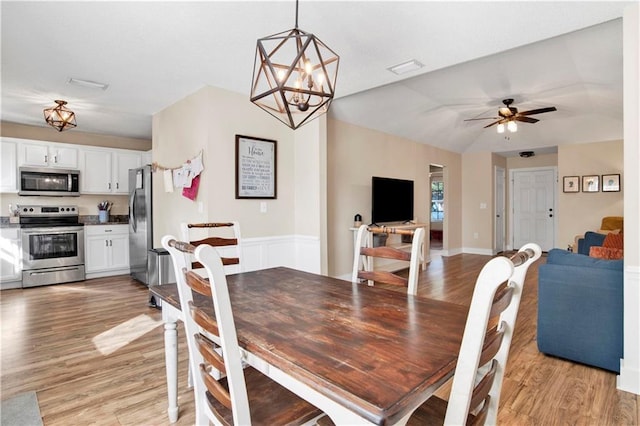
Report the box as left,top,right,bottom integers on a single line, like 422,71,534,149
2,193,130,216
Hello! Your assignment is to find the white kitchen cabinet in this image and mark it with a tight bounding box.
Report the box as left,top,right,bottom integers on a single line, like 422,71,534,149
0,227,22,289
0,139,18,193
85,225,130,278
80,148,140,194
113,151,141,194
20,142,78,168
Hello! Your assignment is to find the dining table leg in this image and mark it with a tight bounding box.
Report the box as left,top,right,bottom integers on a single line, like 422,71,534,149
161,305,181,423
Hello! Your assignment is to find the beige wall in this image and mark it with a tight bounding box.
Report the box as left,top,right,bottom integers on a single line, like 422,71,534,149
327,118,462,277
1,121,151,151
557,140,623,248
461,152,493,251
152,86,326,254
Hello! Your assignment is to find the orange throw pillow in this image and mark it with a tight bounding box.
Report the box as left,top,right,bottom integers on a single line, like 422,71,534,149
603,233,624,249
589,246,624,260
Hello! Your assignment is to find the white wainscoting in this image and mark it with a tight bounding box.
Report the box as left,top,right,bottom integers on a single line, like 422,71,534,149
239,234,321,274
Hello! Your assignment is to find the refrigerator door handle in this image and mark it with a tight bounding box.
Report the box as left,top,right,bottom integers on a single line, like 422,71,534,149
129,190,137,233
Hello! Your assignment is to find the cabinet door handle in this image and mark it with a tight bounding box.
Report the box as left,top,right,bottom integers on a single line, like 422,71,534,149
44,154,48,163
54,155,58,163
110,240,113,247
108,183,111,190
105,240,108,247
116,183,119,190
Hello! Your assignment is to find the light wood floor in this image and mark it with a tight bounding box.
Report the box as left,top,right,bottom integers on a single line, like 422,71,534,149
1,254,637,425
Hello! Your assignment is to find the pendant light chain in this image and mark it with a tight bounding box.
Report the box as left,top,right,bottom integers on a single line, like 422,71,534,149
295,0,299,29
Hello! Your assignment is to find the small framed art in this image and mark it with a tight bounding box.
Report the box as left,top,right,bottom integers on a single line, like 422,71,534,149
235,135,277,199
602,174,620,192
563,176,579,193
582,175,599,193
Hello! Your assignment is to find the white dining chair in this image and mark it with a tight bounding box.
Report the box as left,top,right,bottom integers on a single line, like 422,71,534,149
180,221,242,275
408,243,542,426
162,235,323,426
352,224,425,295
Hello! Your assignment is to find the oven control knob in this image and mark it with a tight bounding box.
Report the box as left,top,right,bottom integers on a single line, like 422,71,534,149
29,208,33,212
71,207,75,211
23,207,28,212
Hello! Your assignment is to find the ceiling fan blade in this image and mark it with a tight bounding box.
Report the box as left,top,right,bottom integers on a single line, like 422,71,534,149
515,116,539,124
483,120,502,128
464,117,500,121
519,106,557,116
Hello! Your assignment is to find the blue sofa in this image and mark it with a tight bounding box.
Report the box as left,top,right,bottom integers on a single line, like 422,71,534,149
537,249,623,373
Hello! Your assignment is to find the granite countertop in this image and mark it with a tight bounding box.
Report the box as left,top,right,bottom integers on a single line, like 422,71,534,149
80,215,129,226
0,218,20,229
0,215,129,228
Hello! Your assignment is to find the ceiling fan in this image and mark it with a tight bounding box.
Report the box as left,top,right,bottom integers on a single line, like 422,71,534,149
465,98,557,132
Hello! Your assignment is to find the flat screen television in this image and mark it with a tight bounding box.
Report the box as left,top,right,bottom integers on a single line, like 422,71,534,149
371,176,414,224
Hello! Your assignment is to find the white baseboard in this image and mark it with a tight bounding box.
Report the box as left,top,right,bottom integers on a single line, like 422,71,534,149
461,247,494,256
618,360,640,395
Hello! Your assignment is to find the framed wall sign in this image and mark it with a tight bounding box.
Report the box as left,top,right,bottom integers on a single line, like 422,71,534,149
602,174,620,192
563,176,579,193
235,135,277,199
582,175,599,193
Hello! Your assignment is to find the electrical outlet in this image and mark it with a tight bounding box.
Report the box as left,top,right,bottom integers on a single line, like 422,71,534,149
260,202,267,213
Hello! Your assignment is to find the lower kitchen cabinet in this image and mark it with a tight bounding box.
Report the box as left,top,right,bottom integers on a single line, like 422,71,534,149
0,227,22,289
85,225,130,278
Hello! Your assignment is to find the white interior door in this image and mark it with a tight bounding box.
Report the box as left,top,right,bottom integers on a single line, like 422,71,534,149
512,168,556,251
494,167,505,254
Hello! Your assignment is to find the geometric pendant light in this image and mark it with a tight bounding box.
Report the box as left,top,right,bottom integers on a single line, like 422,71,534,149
43,100,77,132
250,0,339,130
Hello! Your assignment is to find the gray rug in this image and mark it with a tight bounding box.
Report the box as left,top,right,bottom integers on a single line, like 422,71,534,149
0,391,44,426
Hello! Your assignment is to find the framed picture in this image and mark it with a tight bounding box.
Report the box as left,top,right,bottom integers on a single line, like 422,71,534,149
563,176,579,193
582,175,599,193
235,135,277,199
602,174,621,192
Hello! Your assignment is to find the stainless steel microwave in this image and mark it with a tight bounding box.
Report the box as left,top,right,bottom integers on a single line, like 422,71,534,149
18,167,80,196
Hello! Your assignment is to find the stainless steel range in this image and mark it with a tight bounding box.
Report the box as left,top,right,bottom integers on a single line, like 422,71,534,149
19,205,85,288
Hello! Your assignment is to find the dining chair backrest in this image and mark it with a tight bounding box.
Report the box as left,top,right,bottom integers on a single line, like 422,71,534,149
443,243,542,425
162,235,322,426
180,222,242,275
162,235,250,425
352,224,425,295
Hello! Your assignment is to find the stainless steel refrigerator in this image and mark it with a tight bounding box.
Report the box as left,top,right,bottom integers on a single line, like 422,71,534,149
129,165,153,285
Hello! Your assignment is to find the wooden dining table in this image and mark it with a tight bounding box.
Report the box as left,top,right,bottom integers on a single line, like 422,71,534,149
150,266,468,425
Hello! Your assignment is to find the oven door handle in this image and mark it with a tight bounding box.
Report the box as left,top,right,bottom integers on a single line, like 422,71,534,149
129,190,137,233
21,226,84,235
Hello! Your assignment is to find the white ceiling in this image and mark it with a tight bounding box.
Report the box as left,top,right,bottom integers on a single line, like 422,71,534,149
1,1,629,156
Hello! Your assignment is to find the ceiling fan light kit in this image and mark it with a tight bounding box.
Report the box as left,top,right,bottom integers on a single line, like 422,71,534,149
250,0,339,130
43,100,77,132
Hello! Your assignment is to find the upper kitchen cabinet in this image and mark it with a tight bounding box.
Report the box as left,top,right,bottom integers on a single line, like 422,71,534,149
0,139,18,192
19,142,78,169
80,148,141,194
